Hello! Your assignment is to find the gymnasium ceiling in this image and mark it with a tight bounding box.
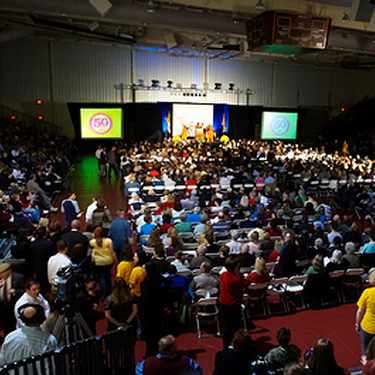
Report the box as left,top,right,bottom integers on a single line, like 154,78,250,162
1,0,375,68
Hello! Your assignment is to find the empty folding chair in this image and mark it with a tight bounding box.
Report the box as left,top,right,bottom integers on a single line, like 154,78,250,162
343,268,365,302
327,270,345,303
267,278,289,314
247,282,270,317
285,275,308,311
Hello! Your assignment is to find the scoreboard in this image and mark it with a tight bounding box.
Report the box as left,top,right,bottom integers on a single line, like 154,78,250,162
246,11,331,53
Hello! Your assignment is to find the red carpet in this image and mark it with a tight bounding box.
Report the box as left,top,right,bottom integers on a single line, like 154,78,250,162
116,303,361,374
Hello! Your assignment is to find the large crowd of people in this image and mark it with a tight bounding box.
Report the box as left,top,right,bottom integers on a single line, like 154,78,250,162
3,113,375,373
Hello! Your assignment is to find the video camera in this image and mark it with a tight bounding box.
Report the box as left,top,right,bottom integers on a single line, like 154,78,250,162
52,265,82,303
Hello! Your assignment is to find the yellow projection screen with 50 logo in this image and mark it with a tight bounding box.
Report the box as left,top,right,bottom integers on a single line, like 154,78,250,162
80,108,123,139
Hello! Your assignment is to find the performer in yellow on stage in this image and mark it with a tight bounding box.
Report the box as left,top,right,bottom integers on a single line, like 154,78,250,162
181,123,188,139
206,124,215,142
195,122,204,141
222,113,226,134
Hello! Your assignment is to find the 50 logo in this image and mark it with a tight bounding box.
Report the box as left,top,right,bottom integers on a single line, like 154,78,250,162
270,117,290,136
90,113,113,135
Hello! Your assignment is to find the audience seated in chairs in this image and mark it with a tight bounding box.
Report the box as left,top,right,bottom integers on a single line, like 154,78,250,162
190,244,212,270
190,261,219,299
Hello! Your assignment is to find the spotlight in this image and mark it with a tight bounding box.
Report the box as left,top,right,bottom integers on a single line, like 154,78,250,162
10,115,16,120
88,21,100,32
255,0,265,10
167,80,173,88
38,115,43,120
151,79,160,88
36,99,42,105
146,0,156,13
342,12,350,22
214,83,222,90
228,83,235,91
341,107,346,112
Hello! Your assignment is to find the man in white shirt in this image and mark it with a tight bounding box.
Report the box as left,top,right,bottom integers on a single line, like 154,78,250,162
14,278,50,328
95,145,102,172
47,240,72,285
258,191,269,208
85,197,98,222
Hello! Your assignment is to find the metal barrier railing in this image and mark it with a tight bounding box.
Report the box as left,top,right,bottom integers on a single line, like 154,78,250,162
0,327,136,375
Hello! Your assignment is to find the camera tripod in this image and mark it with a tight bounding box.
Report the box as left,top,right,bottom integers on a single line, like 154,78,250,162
52,304,93,345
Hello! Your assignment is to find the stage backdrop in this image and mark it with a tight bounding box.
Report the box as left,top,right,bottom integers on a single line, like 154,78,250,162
162,102,228,138
69,102,324,145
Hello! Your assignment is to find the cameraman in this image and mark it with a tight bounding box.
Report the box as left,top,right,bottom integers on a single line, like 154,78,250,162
47,240,72,286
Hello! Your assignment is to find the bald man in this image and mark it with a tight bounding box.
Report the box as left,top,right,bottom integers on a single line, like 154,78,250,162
0,304,57,366
136,335,202,375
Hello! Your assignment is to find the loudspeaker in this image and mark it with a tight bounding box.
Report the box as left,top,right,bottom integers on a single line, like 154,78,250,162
350,0,374,22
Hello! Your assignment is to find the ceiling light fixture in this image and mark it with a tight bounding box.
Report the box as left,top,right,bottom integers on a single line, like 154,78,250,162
255,0,265,10
88,21,100,31
342,11,350,22
147,0,156,13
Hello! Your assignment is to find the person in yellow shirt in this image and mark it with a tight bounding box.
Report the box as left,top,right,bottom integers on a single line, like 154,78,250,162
90,227,118,299
180,124,188,140
206,124,215,143
129,250,148,297
116,246,136,284
356,270,375,356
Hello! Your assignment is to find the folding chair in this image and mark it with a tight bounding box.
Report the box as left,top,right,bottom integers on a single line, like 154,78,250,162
343,268,365,302
267,277,289,314
327,270,345,303
195,297,221,338
247,282,270,317
285,275,308,311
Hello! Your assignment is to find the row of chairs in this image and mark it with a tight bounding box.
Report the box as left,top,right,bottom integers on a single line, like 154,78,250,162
195,267,367,338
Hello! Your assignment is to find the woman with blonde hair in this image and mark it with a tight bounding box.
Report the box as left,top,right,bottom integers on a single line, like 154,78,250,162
247,230,262,257
90,226,118,298
306,254,325,275
246,257,271,284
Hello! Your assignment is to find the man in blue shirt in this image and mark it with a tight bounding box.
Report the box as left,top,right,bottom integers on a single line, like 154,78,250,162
139,214,156,244
108,210,133,259
186,206,201,223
